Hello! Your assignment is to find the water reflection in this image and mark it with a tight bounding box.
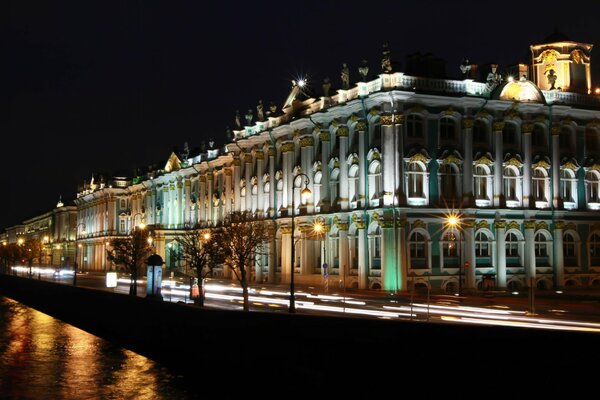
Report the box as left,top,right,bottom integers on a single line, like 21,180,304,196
0,297,192,399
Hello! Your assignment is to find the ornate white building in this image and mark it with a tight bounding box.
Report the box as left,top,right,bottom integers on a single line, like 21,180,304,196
74,37,600,292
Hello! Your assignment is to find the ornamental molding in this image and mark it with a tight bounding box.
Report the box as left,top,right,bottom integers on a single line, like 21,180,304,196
492,121,505,131
254,150,264,160
293,129,302,138
494,220,507,229
408,105,425,114
268,147,275,156
337,126,349,137
224,169,232,176
536,221,548,231
441,107,455,117
474,155,494,166
319,130,330,141
524,220,536,229
554,221,566,230
561,161,578,171
371,212,381,222
280,226,293,234
442,154,462,165
368,108,380,117
521,123,534,133
462,219,476,229
350,113,360,122
281,142,296,153
409,152,429,164
413,219,426,230
299,136,314,147
534,115,547,123
355,121,367,131
532,160,551,170
461,118,474,129
330,119,339,128
244,154,253,163
504,157,523,168
551,126,561,135
586,119,600,129
380,115,393,125
199,176,206,182
561,117,573,125
380,220,395,229
233,158,241,166
476,220,490,230
589,163,600,171
566,222,577,231
507,221,520,230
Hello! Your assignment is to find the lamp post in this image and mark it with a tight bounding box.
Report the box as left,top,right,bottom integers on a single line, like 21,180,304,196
289,173,312,313
445,213,462,295
74,222,86,285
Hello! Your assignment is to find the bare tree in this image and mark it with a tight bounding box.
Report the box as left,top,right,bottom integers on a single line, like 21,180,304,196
106,228,153,295
175,226,223,306
23,239,43,277
213,211,272,311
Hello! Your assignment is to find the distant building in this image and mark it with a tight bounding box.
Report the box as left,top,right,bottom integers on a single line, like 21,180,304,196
71,36,600,292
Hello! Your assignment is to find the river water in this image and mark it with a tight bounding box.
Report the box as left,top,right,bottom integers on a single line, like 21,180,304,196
0,296,194,399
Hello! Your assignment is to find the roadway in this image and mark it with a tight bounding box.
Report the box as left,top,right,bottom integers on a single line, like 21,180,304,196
8,265,600,333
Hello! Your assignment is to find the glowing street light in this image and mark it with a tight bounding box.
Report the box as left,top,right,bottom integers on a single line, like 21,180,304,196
444,212,463,295
289,173,312,313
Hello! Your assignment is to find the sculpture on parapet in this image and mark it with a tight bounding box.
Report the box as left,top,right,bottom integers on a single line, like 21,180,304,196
381,44,392,73
358,59,369,81
234,110,242,129
322,77,331,97
181,141,190,161
486,64,501,91
268,101,277,117
460,58,471,79
341,63,350,89
256,100,265,122
245,109,253,126
547,68,557,90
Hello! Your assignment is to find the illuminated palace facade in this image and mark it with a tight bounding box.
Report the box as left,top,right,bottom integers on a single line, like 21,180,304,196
75,37,600,292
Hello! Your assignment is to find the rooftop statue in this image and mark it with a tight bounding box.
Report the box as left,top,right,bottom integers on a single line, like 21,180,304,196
181,141,190,161
245,109,253,126
341,63,350,90
381,44,392,73
486,64,501,91
234,110,242,129
460,58,471,79
322,77,331,97
268,101,277,117
547,69,557,90
358,59,369,81
257,100,265,122
225,126,234,141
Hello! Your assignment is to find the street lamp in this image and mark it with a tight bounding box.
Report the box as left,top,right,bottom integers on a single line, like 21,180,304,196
289,173,312,313
74,222,86,285
444,212,462,295
42,235,49,267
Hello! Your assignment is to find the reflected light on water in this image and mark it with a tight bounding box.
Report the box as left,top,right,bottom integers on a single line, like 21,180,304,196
0,297,190,399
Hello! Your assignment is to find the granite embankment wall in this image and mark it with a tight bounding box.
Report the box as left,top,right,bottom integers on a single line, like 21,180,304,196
0,274,597,385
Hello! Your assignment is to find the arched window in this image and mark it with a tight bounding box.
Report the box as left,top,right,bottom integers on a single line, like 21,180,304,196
349,227,359,272
349,164,359,209
503,166,520,205
505,232,520,257
442,230,459,258
406,115,424,139
532,124,547,148
407,161,427,204
409,231,426,258
369,225,382,270
502,123,518,149
563,232,577,259
475,231,491,257
439,163,460,201
534,232,549,257
369,160,382,206
474,165,492,206
473,120,488,145
560,169,577,208
533,168,549,206
439,117,456,142
586,170,600,209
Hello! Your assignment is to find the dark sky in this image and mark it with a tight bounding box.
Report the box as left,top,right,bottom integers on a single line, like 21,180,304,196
4,0,600,228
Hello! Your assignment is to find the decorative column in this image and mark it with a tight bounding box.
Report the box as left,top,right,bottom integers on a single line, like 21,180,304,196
206,174,214,225
397,218,408,291
493,121,504,207
463,219,476,290
184,178,191,227
300,136,315,213
553,221,565,288
244,153,253,212
335,217,349,282
495,220,507,289
381,115,396,207
394,114,405,205
462,118,474,206
232,156,241,212
280,226,292,284
281,141,295,211
356,218,368,289
381,212,399,291
299,224,315,276
338,126,349,210
255,150,265,217
319,130,331,211
551,126,560,208
357,123,368,208
268,147,276,217
268,235,277,283
522,123,533,208
198,176,206,224
524,220,537,285
224,169,233,215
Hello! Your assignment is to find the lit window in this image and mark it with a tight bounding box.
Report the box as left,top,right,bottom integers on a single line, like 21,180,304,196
503,166,519,204
505,232,519,257
533,168,549,206
534,232,549,257
442,231,458,257
474,165,491,205
407,161,426,200
409,231,426,258
563,232,576,258
560,169,577,207
475,231,491,257
586,170,600,208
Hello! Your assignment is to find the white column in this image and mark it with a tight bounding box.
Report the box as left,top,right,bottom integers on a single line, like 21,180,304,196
281,229,292,283
464,220,476,289
338,127,349,210
199,177,206,223
282,142,294,211
524,220,536,285
268,148,276,217
320,130,331,210
551,126,560,208
495,221,507,289
395,115,405,205
554,222,565,288
523,124,533,208
381,217,398,291
358,223,368,289
493,121,504,208
184,178,191,226
244,153,253,212
268,237,277,283
224,169,232,216
357,125,368,208
206,175,214,225
300,136,315,213
233,156,241,212
462,118,474,206
256,151,265,217
339,227,349,283
381,117,396,206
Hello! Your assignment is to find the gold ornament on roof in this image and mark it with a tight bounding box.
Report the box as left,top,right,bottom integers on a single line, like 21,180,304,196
476,220,490,230
507,221,520,230
536,221,548,230
505,157,523,168
532,160,551,170
474,155,494,166
409,152,428,163
442,154,462,165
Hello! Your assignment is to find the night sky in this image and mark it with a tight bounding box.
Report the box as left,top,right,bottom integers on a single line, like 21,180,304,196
4,0,600,229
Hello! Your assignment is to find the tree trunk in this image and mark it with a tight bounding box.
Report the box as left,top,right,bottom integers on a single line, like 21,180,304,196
130,272,137,296
241,267,249,311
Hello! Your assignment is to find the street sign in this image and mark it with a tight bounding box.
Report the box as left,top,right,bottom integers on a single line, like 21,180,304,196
464,261,470,268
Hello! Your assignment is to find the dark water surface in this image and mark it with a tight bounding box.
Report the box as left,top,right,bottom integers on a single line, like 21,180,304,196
0,297,194,399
